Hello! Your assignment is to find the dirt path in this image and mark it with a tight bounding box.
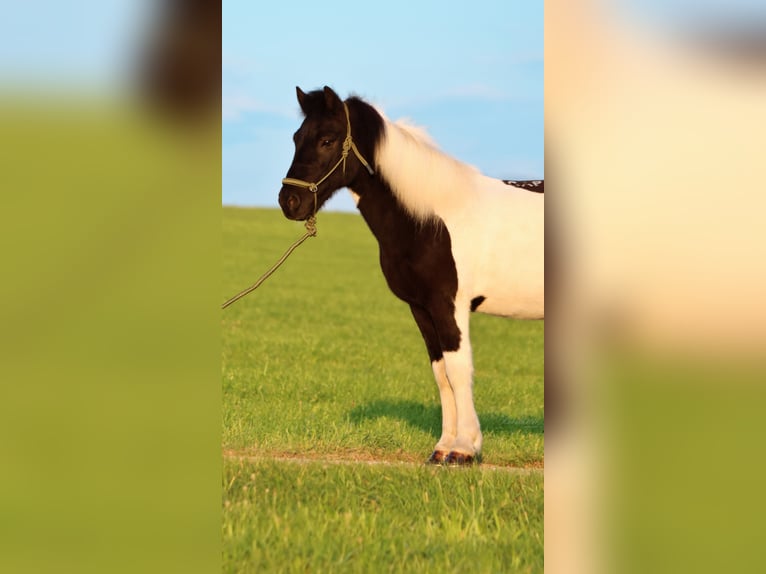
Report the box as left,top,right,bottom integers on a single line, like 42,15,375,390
223,449,543,473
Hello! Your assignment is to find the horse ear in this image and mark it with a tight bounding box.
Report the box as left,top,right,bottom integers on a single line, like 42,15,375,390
323,86,342,112
296,86,308,113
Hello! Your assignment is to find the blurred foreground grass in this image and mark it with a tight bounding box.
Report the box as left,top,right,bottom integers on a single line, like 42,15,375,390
0,102,220,573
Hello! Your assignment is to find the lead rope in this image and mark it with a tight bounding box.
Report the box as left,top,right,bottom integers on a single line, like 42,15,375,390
221,194,317,310
223,100,374,310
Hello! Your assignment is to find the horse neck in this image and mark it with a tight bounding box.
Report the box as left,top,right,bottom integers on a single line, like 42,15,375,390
345,98,447,245
350,176,421,253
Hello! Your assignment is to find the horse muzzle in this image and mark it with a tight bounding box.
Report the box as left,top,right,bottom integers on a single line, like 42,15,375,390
278,187,312,221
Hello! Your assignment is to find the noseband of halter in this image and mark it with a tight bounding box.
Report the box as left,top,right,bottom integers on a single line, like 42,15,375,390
281,101,375,213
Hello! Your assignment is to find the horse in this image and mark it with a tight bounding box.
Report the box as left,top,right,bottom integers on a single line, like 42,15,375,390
278,86,544,465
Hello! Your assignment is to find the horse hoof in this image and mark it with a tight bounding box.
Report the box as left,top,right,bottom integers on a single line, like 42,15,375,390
427,450,449,465
445,451,477,466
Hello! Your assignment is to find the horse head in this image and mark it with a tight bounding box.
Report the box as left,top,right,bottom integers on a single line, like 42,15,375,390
279,86,374,221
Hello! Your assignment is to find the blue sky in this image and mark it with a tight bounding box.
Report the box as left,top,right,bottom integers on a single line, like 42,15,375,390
223,0,544,211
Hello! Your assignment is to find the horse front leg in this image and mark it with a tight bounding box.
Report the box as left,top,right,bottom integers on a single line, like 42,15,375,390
410,304,457,464
442,346,482,464
439,303,482,464
412,300,482,465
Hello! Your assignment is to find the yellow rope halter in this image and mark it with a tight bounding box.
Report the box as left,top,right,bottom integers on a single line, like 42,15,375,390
281,102,375,206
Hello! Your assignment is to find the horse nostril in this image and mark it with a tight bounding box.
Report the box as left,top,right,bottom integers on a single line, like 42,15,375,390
287,194,300,212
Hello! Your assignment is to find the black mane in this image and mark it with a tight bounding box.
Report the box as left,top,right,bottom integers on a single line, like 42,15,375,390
345,96,385,173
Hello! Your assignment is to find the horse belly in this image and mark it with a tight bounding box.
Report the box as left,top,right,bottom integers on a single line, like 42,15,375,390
465,235,543,318
473,282,544,319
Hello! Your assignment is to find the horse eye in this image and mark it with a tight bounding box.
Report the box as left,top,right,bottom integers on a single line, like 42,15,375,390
320,138,334,148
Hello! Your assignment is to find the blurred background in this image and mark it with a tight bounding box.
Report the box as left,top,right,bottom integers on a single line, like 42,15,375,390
0,2,220,573
1,0,765,572
546,0,766,572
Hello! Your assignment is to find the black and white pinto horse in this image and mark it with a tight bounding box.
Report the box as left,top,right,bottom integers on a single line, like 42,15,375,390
279,86,543,465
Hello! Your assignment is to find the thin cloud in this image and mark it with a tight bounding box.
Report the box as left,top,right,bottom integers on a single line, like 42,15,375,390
446,83,511,101
221,54,258,78
222,93,296,122
382,81,538,113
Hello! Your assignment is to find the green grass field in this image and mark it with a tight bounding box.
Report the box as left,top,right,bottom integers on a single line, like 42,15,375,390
222,206,544,572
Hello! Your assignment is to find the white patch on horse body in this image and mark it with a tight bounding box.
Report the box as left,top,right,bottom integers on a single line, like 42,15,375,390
376,118,545,320
449,177,544,320
348,189,361,206
374,110,543,459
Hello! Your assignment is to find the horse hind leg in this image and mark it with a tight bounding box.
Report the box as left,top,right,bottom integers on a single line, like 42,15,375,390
410,305,456,464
